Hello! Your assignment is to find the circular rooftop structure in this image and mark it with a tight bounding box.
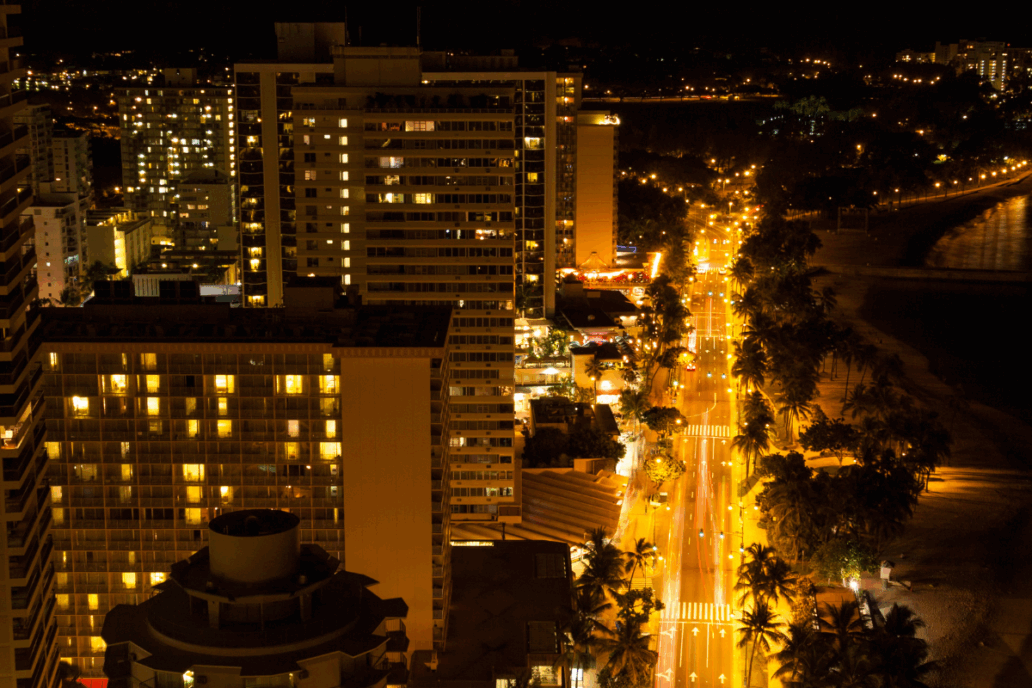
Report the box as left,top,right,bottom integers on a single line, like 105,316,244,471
208,509,301,585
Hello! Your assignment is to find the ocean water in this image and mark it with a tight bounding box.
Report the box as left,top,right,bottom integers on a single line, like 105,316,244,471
862,192,1032,429
925,194,1032,271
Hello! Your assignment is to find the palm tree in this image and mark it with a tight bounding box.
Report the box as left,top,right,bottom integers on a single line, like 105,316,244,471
732,427,769,480
732,339,769,393
577,527,627,601
596,621,658,687
584,356,605,400
737,600,785,688
818,600,863,650
730,256,754,292
842,383,874,419
836,643,878,688
624,538,655,587
556,599,605,686
771,622,819,684
735,544,797,608
504,669,541,688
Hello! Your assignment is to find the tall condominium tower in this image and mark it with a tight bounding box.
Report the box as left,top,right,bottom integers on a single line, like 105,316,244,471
1,4,57,688
115,69,235,233
238,45,520,648
43,284,451,672
421,60,583,317
13,104,51,195
49,130,94,217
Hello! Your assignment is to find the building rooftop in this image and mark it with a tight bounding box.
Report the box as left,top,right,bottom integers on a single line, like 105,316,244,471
409,541,572,688
103,512,409,680
42,283,451,349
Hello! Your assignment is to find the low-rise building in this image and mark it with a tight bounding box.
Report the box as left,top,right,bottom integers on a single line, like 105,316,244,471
410,541,572,688
84,208,165,276
102,509,409,688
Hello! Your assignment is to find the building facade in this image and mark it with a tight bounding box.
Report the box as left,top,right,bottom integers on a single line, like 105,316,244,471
42,290,450,671
49,130,93,217
102,509,409,688
1,4,57,688
573,111,618,267
25,193,83,304
422,64,583,318
13,104,51,195
116,73,234,229
177,168,234,251
236,45,522,549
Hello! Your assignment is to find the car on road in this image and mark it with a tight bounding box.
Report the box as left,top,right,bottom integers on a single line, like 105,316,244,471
685,361,697,372
718,266,727,275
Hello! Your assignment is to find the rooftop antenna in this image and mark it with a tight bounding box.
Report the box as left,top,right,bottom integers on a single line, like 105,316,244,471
416,7,422,50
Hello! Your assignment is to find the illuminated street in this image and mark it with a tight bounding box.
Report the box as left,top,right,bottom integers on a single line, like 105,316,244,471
654,222,739,688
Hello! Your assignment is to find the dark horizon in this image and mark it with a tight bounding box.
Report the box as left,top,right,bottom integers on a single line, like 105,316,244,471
18,1,1032,63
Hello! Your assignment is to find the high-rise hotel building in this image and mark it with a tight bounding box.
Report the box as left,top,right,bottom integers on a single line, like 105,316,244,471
1,4,58,688
421,57,585,317
236,46,521,531
116,68,235,240
42,284,452,672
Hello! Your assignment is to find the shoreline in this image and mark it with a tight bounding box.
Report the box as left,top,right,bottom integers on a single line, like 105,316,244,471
810,273,1032,686
812,172,1032,270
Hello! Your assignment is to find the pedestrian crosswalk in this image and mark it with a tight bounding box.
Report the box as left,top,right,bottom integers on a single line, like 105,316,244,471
662,601,735,623
683,424,731,438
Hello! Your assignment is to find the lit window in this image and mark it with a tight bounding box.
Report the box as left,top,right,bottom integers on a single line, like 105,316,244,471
405,121,435,131
147,397,160,416
218,397,228,415
339,135,348,145
107,375,128,394
413,193,431,204
319,375,339,394
48,352,59,369
90,636,106,654
71,396,89,415
46,442,61,460
214,375,235,393
284,442,299,460
150,572,166,586
146,375,160,393
141,353,157,370
51,486,62,503
326,420,337,438
188,419,199,438
88,594,99,610
220,486,232,502
340,171,349,181
320,442,342,461
56,594,69,609
122,572,137,589
288,419,300,438
121,464,133,481
283,375,303,394
53,508,65,525
342,223,350,233
340,188,349,199
185,508,202,525
182,464,204,482
339,118,348,128
339,153,349,164
217,419,232,438
186,486,202,503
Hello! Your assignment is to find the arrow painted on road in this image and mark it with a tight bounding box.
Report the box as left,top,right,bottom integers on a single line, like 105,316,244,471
656,670,673,682
692,626,699,636
661,627,677,639
719,628,726,638
689,672,697,683
718,675,726,684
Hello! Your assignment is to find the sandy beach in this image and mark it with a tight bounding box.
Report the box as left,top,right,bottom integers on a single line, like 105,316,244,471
804,176,1032,686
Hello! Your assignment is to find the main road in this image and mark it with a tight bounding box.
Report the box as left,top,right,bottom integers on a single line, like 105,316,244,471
654,221,741,688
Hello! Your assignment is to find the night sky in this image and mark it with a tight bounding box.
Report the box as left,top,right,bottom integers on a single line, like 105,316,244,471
19,0,1032,62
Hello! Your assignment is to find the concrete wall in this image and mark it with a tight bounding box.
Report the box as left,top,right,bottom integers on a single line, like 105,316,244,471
574,122,616,267
340,355,433,652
